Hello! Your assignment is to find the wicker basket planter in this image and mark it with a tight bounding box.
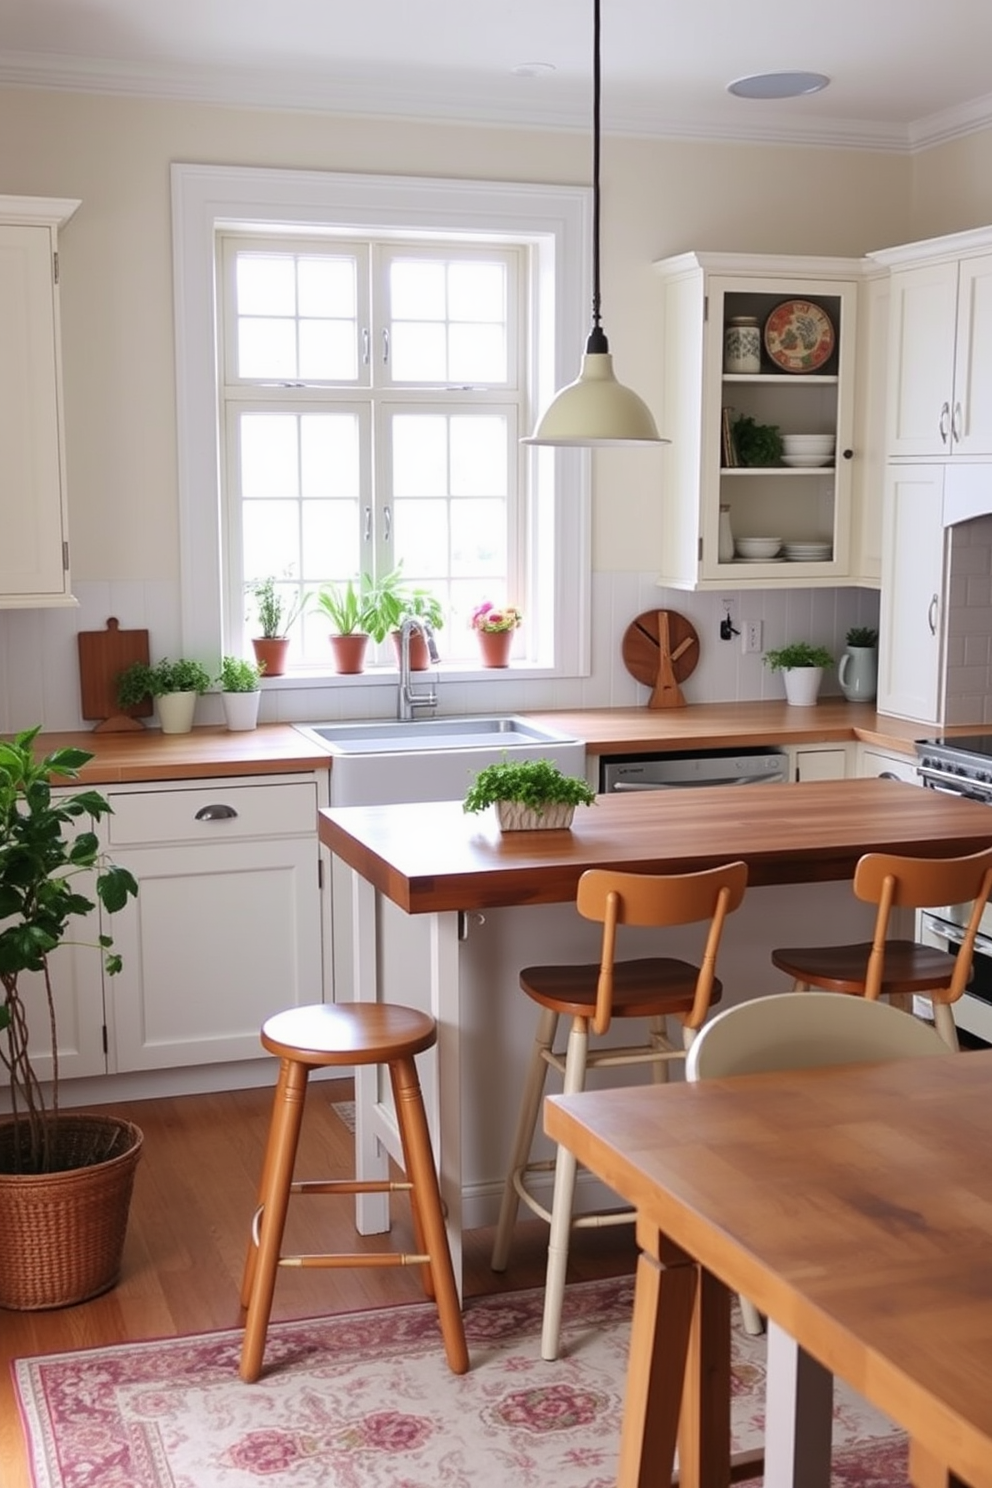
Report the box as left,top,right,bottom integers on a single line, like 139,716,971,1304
0,1114,143,1311
496,801,576,831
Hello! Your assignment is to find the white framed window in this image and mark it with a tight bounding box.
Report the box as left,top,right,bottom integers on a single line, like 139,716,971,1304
172,164,591,680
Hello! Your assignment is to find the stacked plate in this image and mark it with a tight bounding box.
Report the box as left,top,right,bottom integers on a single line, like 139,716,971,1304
781,434,835,468
734,536,782,560
782,540,833,562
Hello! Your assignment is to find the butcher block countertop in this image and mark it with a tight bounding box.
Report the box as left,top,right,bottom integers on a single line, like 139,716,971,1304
15,703,978,784
318,779,992,915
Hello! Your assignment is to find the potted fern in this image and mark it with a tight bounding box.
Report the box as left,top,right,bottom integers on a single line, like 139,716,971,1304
117,657,212,734
463,757,596,832
764,641,834,706
0,727,140,1309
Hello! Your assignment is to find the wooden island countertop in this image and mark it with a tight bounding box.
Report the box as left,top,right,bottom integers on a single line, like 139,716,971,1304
318,777,992,914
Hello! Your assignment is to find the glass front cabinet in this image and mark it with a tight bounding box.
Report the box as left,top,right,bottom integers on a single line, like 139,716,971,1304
654,252,865,589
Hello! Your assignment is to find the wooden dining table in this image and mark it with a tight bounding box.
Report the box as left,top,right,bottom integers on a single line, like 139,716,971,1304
546,1050,992,1488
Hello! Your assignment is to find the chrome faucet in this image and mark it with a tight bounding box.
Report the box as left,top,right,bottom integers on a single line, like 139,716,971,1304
398,617,440,721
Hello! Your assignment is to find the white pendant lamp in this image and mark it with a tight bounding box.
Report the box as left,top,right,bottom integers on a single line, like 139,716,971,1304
523,0,666,447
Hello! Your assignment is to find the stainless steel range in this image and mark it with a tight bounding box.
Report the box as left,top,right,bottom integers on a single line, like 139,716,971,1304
914,733,992,1045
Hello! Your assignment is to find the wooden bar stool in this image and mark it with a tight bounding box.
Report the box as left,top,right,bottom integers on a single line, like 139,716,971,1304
239,1002,468,1382
771,846,992,1050
491,860,748,1361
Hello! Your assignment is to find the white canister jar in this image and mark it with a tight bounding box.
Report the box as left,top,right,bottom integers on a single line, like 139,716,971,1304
724,316,761,375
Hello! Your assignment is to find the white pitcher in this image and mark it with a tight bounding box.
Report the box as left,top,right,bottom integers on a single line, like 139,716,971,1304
838,645,878,703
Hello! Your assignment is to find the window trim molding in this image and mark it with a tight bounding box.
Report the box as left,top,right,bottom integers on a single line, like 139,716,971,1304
171,162,591,676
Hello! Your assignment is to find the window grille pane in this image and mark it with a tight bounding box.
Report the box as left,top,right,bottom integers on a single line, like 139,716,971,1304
450,415,507,496
302,497,360,576
391,323,447,382
391,260,446,319
391,498,449,574
298,257,355,317
393,415,448,496
451,498,507,576
243,503,301,580
240,414,299,499
448,261,505,322
239,320,298,380
300,414,360,499
237,255,296,315
449,323,505,383
299,321,357,381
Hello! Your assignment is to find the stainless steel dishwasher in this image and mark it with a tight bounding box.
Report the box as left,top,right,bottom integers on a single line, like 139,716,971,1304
600,746,789,793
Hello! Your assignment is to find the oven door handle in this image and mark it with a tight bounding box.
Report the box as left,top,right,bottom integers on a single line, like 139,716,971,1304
611,772,782,791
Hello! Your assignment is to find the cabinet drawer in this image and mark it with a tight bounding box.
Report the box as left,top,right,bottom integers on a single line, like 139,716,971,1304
107,781,317,845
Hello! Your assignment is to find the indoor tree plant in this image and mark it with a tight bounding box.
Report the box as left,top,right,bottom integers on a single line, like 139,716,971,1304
463,757,595,831
764,641,834,706
117,656,212,734
0,726,140,1309
216,654,264,731
838,625,879,703
245,574,311,677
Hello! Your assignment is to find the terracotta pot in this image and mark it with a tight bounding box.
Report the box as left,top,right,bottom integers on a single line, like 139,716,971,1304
329,633,369,674
390,630,431,671
476,628,514,668
251,637,290,677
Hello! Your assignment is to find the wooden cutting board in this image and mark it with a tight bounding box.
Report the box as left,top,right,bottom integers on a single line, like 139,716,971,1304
77,617,152,731
621,608,699,708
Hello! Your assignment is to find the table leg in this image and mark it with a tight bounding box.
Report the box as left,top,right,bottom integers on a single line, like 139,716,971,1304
763,1323,832,1488
678,1264,732,1488
617,1218,699,1488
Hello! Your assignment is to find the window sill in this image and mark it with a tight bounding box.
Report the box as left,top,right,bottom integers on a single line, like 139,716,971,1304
258,660,562,690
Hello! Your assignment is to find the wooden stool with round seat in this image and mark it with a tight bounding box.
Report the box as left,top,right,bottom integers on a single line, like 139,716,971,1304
490,860,748,1361
239,1002,468,1382
771,846,992,1050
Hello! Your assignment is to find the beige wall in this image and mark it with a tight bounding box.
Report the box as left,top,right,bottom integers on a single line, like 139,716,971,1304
0,87,919,580
909,129,992,242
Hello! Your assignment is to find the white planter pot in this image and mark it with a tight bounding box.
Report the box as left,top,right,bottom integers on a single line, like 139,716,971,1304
782,667,823,707
496,801,576,831
156,690,198,734
221,690,261,731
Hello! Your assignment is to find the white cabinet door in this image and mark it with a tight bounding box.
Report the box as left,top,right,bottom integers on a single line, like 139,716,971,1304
789,745,850,782
0,198,79,607
886,252,992,459
103,778,324,1072
877,466,946,723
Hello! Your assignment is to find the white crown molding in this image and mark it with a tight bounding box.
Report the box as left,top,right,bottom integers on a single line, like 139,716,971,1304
2,51,992,155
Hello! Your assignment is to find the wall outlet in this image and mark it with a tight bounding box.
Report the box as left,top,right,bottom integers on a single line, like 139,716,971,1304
743,620,763,654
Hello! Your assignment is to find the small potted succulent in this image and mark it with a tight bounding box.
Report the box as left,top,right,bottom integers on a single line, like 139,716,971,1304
763,641,834,707
470,602,523,669
839,625,879,703
245,575,311,677
216,654,264,731
116,657,212,734
463,757,595,832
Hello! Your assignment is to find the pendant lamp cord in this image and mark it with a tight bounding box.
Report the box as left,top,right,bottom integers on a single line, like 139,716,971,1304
588,0,608,354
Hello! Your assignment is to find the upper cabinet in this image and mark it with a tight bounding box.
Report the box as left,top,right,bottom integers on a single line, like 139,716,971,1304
871,228,992,460
0,195,80,609
654,252,865,591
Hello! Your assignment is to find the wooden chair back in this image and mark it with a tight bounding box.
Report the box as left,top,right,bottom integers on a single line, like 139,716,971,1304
576,861,748,1036
853,846,992,1002
686,989,949,1081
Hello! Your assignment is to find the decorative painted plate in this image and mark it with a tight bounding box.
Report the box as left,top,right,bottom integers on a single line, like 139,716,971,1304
763,300,835,374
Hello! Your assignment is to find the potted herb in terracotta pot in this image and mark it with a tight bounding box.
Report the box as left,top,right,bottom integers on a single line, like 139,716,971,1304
392,585,444,670
245,575,311,678
463,757,595,831
216,654,264,731
764,641,834,707
116,657,212,734
316,577,375,674
0,727,140,1309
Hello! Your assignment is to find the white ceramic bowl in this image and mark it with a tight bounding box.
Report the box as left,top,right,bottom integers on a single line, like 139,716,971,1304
781,453,833,468
734,537,781,559
781,434,835,450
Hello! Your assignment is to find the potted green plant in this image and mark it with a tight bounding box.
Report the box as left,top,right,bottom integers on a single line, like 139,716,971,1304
116,657,212,735
731,414,784,467
463,757,596,831
470,602,523,668
392,583,445,671
0,727,140,1309
763,641,834,707
216,654,264,731
839,625,879,704
316,576,377,673
245,575,311,677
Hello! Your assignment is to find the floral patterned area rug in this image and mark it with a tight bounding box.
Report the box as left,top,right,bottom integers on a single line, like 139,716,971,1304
13,1276,907,1488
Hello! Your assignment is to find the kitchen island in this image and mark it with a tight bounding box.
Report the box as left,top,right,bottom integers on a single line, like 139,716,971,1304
318,779,992,1284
